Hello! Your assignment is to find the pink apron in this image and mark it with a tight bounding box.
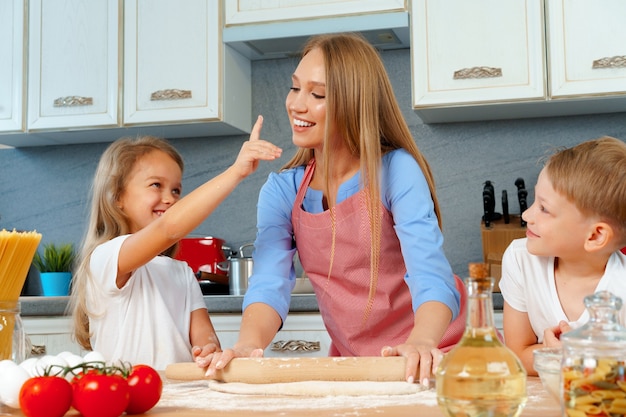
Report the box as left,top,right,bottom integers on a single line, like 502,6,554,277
292,160,466,356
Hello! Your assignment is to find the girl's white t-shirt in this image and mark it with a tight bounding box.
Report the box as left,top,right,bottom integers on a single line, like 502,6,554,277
87,235,206,370
500,238,626,342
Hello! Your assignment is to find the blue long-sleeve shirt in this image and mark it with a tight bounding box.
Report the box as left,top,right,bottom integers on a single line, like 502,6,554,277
243,148,460,323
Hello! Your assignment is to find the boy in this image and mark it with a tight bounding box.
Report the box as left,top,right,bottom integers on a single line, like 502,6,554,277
500,136,626,375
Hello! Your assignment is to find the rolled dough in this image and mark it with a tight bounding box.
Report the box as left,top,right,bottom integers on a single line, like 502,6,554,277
207,380,427,397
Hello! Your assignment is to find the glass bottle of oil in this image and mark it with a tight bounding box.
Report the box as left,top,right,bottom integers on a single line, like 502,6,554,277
436,263,527,417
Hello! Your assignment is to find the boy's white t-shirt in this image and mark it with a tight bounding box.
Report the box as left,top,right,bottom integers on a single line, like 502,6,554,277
500,238,626,343
87,235,207,370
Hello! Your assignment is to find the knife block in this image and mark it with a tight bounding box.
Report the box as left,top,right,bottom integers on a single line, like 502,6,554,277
480,216,526,291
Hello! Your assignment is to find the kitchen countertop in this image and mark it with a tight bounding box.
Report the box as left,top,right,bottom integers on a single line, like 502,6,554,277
18,294,321,316
0,376,558,417
18,293,504,317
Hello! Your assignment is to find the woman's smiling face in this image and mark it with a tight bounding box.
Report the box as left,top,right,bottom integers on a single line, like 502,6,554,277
285,47,327,151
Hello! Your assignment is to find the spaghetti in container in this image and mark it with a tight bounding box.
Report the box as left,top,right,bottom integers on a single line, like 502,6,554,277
0,229,42,361
561,291,626,417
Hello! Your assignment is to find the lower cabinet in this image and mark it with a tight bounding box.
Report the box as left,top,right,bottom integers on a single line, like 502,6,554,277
211,313,331,358
22,313,331,359
22,316,86,357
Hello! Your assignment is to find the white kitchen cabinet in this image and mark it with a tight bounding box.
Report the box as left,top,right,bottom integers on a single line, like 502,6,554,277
22,316,86,357
211,313,331,357
123,0,250,133
224,0,406,25
411,0,546,122
0,0,25,133
27,0,119,131
546,0,626,98
411,0,626,123
23,313,330,359
222,0,410,61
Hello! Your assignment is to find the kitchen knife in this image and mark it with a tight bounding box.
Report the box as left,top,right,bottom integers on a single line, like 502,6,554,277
483,180,495,227
502,190,510,224
165,357,409,384
515,178,528,227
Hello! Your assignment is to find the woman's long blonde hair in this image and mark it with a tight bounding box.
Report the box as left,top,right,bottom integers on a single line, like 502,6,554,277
69,136,184,350
282,33,442,319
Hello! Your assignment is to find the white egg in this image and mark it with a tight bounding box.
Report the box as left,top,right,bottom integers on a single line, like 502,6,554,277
0,360,15,375
0,361,30,408
64,353,84,368
82,350,106,366
18,357,39,376
56,351,76,361
33,354,68,377
62,354,85,381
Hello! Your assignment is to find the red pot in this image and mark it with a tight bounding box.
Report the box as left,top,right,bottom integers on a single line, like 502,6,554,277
175,236,230,277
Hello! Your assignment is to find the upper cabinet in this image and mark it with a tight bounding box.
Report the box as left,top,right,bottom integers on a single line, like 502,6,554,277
546,0,626,98
0,0,251,147
224,0,407,25
0,0,25,133
223,0,410,60
123,0,250,133
27,0,119,131
412,0,626,123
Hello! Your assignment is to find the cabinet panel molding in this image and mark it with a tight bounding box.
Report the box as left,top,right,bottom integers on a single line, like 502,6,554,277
547,0,626,97
225,0,406,26
27,0,119,131
412,0,546,109
0,0,25,133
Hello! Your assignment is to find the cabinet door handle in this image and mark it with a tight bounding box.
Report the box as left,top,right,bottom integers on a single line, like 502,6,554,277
31,344,46,356
453,66,503,80
592,55,626,69
53,96,94,107
270,340,320,353
150,89,192,101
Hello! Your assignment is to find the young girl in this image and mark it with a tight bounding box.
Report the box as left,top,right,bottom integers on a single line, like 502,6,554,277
69,117,282,370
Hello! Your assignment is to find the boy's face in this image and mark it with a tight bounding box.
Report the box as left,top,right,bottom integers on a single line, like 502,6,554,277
522,169,596,258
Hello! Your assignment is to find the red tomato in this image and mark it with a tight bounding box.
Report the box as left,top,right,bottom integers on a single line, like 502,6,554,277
125,364,163,414
19,376,73,417
72,372,130,417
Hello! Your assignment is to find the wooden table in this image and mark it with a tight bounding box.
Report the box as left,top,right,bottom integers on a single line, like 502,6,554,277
1,377,560,417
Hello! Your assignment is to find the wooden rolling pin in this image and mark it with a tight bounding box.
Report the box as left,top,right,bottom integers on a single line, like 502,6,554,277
165,356,408,384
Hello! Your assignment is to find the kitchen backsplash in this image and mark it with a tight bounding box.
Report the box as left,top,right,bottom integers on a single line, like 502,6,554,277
1,49,625,276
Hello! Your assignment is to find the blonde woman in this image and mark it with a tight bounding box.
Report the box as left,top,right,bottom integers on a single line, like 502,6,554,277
205,33,465,387
69,118,281,370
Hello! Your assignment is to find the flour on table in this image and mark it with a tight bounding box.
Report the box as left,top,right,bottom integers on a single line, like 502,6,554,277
207,379,427,396
159,379,437,412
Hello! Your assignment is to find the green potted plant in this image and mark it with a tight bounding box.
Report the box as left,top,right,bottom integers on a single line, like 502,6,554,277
33,243,76,296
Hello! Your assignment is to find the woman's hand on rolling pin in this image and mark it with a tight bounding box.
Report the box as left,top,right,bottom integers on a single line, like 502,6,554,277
231,115,282,179
202,344,265,378
381,343,442,388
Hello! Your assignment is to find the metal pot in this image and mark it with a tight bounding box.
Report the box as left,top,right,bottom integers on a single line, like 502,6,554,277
228,243,254,296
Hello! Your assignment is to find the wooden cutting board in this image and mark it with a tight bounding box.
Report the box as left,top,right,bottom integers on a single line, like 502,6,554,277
165,357,408,384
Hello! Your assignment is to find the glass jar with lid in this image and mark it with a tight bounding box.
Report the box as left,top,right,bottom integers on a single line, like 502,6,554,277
561,291,626,416
0,300,28,362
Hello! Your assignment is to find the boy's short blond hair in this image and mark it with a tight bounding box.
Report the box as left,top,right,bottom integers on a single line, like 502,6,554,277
545,136,626,247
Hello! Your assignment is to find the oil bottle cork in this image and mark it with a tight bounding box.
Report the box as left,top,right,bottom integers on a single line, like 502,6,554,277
468,262,489,279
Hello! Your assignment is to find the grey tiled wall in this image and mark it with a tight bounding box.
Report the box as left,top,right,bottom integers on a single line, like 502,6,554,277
1,49,625,277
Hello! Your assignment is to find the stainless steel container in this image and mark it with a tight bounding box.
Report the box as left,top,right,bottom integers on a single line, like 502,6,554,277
228,243,254,296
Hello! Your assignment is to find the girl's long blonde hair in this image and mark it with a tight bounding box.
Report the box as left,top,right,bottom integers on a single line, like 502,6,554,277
282,33,442,319
69,136,184,350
